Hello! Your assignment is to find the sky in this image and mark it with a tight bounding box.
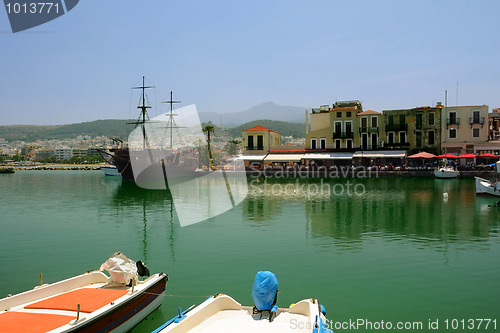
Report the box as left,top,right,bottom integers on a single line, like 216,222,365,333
1,0,499,125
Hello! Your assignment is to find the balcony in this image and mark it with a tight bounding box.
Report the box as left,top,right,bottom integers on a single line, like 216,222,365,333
469,117,485,127
359,127,379,133
332,131,354,139
385,124,408,132
384,142,410,149
446,118,460,126
245,146,264,151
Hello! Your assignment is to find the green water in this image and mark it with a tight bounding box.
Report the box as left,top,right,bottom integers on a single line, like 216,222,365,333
0,171,499,332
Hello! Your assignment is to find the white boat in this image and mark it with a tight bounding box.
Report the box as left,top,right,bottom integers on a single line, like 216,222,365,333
434,166,459,179
0,252,167,333
475,162,500,196
475,177,500,197
101,164,121,177
153,271,333,333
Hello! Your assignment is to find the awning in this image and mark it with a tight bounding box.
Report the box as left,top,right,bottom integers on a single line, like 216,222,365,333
303,152,354,160
353,150,407,158
235,154,268,161
264,154,304,162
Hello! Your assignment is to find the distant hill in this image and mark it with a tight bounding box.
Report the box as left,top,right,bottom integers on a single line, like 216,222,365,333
225,120,306,139
0,119,130,142
199,102,307,126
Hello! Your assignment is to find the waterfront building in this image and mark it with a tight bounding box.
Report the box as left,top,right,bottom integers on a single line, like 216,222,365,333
357,110,385,151
489,108,500,141
306,100,363,150
55,148,73,161
240,125,281,167
35,149,55,161
382,104,442,155
441,105,489,154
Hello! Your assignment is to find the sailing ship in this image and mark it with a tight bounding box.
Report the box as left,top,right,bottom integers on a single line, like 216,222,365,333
98,77,200,183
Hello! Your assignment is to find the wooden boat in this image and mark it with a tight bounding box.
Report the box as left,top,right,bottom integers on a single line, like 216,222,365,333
0,253,167,333
153,271,333,333
434,166,459,179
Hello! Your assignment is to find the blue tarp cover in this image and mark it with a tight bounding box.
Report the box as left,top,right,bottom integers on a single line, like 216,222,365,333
252,271,278,311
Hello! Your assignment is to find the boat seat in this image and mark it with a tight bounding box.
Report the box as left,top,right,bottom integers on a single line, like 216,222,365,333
24,288,129,313
0,311,75,333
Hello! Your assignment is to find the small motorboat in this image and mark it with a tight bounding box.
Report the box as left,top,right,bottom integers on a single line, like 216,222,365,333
101,164,121,177
0,252,167,333
152,271,333,333
434,166,459,179
475,177,500,197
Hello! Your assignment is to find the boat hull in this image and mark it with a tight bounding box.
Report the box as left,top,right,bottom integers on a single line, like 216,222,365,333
153,294,332,333
475,177,500,197
0,271,167,333
434,168,459,179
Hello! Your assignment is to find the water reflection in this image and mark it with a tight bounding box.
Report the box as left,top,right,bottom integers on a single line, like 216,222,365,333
245,177,499,244
105,180,177,262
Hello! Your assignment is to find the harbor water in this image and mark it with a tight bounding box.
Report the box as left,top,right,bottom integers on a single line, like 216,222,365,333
0,170,499,332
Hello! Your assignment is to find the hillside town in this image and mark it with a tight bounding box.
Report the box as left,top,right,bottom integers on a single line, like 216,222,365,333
1,101,500,169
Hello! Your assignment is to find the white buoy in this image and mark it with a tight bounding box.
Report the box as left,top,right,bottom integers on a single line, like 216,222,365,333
443,192,448,201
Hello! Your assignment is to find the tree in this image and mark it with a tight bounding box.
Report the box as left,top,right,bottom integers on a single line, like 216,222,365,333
202,123,216,170
224,139,241,156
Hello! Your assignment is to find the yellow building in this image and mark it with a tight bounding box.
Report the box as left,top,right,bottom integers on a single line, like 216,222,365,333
241,125,281,153
441,105,489,154
306,101,363,150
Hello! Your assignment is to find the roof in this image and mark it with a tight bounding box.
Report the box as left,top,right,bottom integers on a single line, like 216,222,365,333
358,110,381,115
242,125,281,135
330,106,358,112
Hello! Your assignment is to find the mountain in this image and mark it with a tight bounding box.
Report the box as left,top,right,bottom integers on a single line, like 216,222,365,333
224,120,306,139
199,102,307,126
0,120,130,142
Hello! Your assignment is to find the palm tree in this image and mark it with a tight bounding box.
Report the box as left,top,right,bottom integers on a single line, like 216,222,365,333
202,124,215,170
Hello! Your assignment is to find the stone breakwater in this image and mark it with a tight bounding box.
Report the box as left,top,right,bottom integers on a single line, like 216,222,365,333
14,164,101,171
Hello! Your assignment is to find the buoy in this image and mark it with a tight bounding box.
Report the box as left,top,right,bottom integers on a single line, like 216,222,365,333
443,192,448,198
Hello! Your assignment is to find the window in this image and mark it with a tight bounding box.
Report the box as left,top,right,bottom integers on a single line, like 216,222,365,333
428,130,435,145
428,112,435,126
346,111,352,117
399,132,406,144
335,139,341,149
361,117,368,130
416,113,423,130
449,128,457,139
473,128,480,138
472,110,480,123
371,133,378,149
371,116,378,128
257,135,264,149
346,139,353,149
311,138,317,149
388,115,394,126
399,114,406,125
320,138,326,149
345,121,352,136
336,111,342,118
388,132,395,144
248,135,254,149
449,111,457,125
416,131,422,148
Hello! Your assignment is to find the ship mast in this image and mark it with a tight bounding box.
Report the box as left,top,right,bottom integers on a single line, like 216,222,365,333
129,76,155,150
161,91,181,149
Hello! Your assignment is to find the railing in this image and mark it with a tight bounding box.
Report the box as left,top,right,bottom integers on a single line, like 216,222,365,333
384,142,410,148
469,117,485,125
385,124,408,132
359,144,378,151
359,127,379,133
332,131,354,139
245,146,264,151
446,118,460,126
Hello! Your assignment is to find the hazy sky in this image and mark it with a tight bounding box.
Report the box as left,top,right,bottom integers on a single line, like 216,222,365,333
1,0,499,125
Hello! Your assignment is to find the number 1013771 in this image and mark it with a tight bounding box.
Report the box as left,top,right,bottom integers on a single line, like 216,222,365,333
5,2,60,14
444,319,496,330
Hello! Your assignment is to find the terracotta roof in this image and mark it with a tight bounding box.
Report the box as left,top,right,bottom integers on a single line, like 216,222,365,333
358,110,381,115
243,125,281,135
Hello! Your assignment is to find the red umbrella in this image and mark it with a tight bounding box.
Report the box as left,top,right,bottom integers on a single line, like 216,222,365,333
477,153,498,158
436,153,459,159
407,152,436,159
457,153,477,158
